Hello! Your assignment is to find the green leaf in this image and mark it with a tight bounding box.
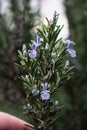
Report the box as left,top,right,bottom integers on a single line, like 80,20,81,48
18,50,24,60
47,107,64,127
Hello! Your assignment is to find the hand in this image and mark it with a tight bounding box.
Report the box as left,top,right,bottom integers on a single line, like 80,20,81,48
0,112,34,130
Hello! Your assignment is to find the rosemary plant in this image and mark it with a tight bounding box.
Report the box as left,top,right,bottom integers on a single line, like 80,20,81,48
17,12,76,130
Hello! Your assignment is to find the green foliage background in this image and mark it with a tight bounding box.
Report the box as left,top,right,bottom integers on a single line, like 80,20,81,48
0,0,87,130
54,1,87,130
0,0,40,104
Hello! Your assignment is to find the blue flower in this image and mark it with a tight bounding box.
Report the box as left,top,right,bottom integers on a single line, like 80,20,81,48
41,83,48,91
41,83,50,100
32,88,39,95
36,35,41,47
29,49,37,58
67,48,76,58
29,36,41,58
65,39,76,57
41,91,50,101
32,35,41,49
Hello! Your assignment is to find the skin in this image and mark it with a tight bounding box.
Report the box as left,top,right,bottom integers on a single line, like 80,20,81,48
0,112,34,130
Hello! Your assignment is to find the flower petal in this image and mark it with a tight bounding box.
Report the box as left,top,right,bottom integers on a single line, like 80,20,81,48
29,49,37,58
32,88,39,95
65,39,75,48
41,91,50,100
67,48,76,57
32,43,38,50
41,83,47,91
37,35,41,45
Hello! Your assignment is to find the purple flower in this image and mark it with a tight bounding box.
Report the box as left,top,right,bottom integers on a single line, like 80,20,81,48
67,48,76,58
65,39,76,57
29,49,37,58
32,36,41,49
29,36,41,58
65,39,75,48
41,83,50,100
32,88,39,95
36,35,41,46
41,91,50,101
41,83,48,91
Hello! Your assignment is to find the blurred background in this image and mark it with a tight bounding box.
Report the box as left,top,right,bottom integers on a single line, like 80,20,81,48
0,0,87,130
